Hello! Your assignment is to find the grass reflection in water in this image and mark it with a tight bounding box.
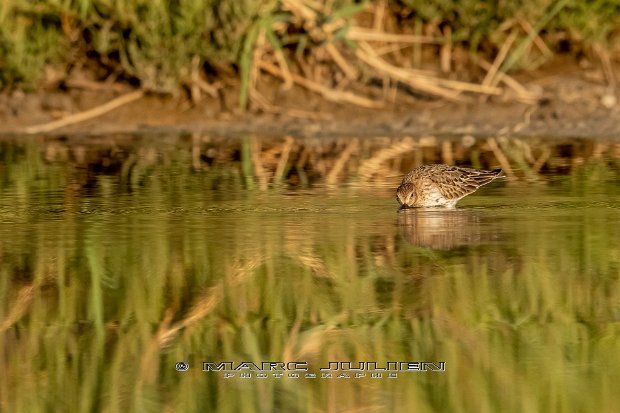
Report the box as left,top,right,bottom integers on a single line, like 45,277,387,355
1,135,619,413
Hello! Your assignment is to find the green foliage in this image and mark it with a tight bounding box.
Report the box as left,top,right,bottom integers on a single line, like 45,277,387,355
554,0,620,45
81,0,269,93
0,6,65,89
0,0,273,92
398,0,620,51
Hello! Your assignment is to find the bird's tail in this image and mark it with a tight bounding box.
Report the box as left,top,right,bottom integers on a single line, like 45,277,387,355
492,169,506,179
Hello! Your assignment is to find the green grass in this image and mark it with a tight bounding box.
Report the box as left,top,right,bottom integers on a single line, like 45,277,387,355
1,135,620,412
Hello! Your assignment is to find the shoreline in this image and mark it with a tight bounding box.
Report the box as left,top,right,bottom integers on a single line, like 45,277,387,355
1,60,618,140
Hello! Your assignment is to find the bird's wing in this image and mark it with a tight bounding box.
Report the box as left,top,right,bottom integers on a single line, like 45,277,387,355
427,166,501,200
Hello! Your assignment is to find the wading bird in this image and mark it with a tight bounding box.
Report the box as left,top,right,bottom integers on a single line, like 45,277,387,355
396,164,503,208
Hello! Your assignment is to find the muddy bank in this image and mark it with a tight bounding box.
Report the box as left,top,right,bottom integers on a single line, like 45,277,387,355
0,60,618,139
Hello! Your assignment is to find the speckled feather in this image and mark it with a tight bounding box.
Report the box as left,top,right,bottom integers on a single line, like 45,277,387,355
396,164,503,208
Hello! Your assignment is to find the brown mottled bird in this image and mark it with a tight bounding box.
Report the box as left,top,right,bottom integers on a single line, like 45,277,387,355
396,164,503,208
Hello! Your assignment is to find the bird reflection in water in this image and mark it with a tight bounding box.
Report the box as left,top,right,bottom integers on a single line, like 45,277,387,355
397,208,498,250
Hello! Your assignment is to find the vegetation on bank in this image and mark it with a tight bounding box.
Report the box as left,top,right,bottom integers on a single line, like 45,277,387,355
0,0,618,107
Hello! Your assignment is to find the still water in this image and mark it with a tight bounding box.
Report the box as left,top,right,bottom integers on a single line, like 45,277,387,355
1,135,619,412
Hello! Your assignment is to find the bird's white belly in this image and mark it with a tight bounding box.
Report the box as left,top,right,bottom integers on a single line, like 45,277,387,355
422,187,457,208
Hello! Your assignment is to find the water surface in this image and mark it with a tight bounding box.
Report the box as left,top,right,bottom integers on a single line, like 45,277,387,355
1,135,619,412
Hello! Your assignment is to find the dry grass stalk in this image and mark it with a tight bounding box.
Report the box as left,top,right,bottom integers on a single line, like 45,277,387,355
282,318,302,363
249,88,278,112
366,43,437,76
358,137,416,181
506,140,541,180
413,19,423,67
482,30,519,88
441,26,452,73
442,140,454,165
299,0,325,11
359,41,504,95
274,47,294,90
519,19,554,58
381,73,390,100
346,26,441,44
593,142,609,158
282,0,317,23
487,137,515,179
157,291,219,347
296,326,335,360
594,44,617,87
251,28,267,97
311,48,326,85
261,143,284,164
325,43,359,80
296,147,310,171
191,133,202,170
190,55,219,102
259,60,383,108
373,42,420,61
476,58,539,103
356,43,460,100
291,254,333,278
250,135,269,190
516,139,535,164
23,90,144,134
159,257,265,346
0,285,34,333
322,18,347,36
274,136,295,182
357,42,496,100
373,0,387,32
326,139,359,184
418,135,437,147
532,147,551,172
435,76,503,95
138,309,174,385
283,0,345,42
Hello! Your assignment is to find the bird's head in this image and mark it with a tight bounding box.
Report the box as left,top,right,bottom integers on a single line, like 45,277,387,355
396,182,416,208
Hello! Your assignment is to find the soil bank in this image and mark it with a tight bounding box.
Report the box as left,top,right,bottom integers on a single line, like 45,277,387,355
0,59,618,140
